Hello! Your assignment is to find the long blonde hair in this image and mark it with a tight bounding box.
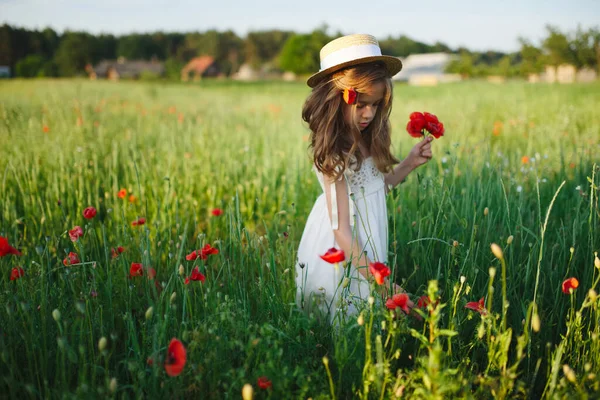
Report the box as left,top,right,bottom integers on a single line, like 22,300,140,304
302,62,399,180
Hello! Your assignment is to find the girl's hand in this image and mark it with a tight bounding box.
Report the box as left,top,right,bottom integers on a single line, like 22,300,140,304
408,136,434,169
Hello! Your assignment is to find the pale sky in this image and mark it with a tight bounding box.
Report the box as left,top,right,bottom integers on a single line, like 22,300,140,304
1,0,598,52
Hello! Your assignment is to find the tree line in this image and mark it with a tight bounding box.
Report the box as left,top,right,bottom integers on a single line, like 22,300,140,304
1,24,598,79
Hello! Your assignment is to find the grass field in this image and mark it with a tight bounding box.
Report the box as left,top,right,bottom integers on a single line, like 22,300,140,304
1,78,599,399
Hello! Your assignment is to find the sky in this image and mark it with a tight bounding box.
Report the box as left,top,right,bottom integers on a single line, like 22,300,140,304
1,0,599,52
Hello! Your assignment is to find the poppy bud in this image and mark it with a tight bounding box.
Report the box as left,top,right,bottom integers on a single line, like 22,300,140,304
98,337,107,352
179,265,185,276
507,235,514,245
242,384,253,400
595,256,600,269
52,309,61,322
484,207,489,216
490,243,504,260
532,312,541,332
145,306,154,320
357,313,364,326
562,365,576,383
170,292,177,304
109,378,117,393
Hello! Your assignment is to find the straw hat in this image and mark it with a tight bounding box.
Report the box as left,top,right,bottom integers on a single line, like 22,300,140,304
307,34,403,88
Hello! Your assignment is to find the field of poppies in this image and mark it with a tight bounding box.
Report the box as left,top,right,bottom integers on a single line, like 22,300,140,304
1,78,599,399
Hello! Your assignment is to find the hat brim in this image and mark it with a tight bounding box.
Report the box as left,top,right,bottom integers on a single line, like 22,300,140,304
307,55,402,88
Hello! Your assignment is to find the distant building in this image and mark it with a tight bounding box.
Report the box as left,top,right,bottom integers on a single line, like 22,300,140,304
232,63,259,81
90,58,165,80
393,53,461,86
181,56,219,81
0,66,10,78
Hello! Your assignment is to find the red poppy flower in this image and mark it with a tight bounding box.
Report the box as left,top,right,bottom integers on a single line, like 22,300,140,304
200,244,219,260
368,262,391,285
406,112,426,138
0,236,22,256
562,277,579,294
63,252,81,266
10,267,24,281
423,112,445,138
385,298,397,310
184,277,191,285
185,250,199,261
111,246,126,259
146,267,157,280
69,226,84,242
319,248,345,264
117,189,127,199
211,208,223,216
416,295,438,313
343,88,357,105
130,262,144,277
186,267,206,284
465,297,487,315
165,338,186,377
131,217,146,226
257,376,272,389
392,293,412,314
83,206,97,219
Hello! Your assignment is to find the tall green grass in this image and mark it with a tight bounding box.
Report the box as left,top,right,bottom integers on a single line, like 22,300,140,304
0,79,599,398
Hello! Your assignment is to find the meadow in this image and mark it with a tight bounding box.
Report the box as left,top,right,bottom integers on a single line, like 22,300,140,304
0,78,599,399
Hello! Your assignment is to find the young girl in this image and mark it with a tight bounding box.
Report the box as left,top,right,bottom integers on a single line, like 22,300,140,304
295,34,434,323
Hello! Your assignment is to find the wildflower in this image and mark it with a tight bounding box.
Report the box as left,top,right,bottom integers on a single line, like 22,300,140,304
0,236,22,256
343,88,357,105
257,376,272,389
406,111,444,139
130,263,144,277
521,156,529,164
111,246,125,259
392,293,413,314
69,226,84,242
385,298,397,310
562,277,579,294
211,208,223,216
90,289,98,298
465,297,487,315
131,217,146,226
117,189,127,199
83,206,97,219
319,247,345,263
368,262,390,285
10,267,24,281
43,125,50,133
128,194,137,203
186,244,219,261
185,267,206,284
63,252,81,266
164,338,186,377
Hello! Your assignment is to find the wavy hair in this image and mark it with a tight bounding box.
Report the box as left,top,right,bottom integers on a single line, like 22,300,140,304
302,62,399,180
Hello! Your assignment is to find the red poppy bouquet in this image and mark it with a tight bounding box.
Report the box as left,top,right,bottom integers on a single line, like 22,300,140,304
406,112,445,139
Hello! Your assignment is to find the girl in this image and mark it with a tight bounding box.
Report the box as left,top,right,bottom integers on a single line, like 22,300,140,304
295,34,434,323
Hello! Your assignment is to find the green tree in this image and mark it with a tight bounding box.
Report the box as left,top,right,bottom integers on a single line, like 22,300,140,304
15,54,45,77
517,37,544,76
279,31,329,75
542,25,576,66
53,31,95,76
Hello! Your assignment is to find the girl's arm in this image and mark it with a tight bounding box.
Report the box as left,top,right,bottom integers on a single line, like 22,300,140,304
322,173,372,281
384,136,433,192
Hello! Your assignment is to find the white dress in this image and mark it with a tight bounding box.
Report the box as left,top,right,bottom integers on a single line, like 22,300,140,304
295,156,388,322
